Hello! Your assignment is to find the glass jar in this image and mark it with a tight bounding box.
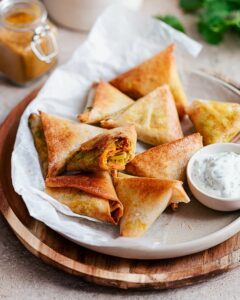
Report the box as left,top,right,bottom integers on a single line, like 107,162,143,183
0,0,58,85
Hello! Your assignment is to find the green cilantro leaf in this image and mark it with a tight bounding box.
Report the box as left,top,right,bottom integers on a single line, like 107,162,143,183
155,15,186,33
179,0,203,12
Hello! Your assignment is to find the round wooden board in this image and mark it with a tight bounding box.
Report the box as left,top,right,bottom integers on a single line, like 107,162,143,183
1,82,240,290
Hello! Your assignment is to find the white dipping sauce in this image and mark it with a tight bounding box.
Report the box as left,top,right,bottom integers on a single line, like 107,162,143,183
192,152,240,198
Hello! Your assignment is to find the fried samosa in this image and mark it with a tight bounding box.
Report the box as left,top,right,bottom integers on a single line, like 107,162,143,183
29,114,123,224
114,176,190,237
101,85,183,145
28,113,48,177
39,111,105,177
78,81,134,124
187,99,240,145
126,133,203,181
45,171,123,224
110,44,188,118
67,125,137,172
46,171,117,200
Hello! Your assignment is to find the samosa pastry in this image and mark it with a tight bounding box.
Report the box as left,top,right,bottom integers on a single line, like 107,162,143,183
29,117,122,224
187,99,240,145
126,133,203,181
114,177,190,237
101,85,183,145
45,187,123,225
46,171,117,200
110,44,188,118
67,125,137,172
78,81,134,124
39,111,105,177
28,113,48,178
116,172,189,210
45,171,123,224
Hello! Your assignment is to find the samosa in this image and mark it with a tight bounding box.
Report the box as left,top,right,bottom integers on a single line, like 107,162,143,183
38,111,105,177
28,113,48,177
78,81,134,124
126,133,203,181
29,116,123,224
101,85,183,145
110,44,188,118
114,176,190,237
45,171,123,224
187,99,240,145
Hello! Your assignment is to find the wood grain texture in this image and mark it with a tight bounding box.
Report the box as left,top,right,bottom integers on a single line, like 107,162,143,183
0,82,240,290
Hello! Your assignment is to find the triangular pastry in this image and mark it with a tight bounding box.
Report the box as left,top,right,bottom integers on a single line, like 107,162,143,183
29,112,123,224
78,81,134,124
45,187,122,224
187,100,240,145
126,133,203,181
110,44,188,118
114,176,190,237
28,113,48,177
45,171,123,224
101,85,183,145
40,111,105,177
67,125,137,172
46,171,118,201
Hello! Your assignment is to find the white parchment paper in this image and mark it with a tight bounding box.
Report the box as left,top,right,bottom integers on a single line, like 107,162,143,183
13,4,236,259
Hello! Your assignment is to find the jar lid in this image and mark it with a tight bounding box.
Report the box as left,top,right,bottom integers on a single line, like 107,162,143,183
0,0,47,31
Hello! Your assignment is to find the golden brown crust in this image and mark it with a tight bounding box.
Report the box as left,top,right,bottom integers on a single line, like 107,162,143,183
101,85,183,145
187,99,240,145
45,186,123,225
78,81,134,124
40,111,105,177
113,177,190,237
110,44,188,118
46,171,118,201
28,113,48,178
126,133,203,181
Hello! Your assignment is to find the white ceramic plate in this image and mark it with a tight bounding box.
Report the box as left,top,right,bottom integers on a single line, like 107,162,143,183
76,72,240,259
78,71,240,259
12,70,240,260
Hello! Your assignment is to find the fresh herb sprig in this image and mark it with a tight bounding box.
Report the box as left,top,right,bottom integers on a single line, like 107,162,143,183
154,15,186,33
155,0,240,44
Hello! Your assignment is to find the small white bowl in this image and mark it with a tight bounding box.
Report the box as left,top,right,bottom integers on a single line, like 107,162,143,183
187,143,240,212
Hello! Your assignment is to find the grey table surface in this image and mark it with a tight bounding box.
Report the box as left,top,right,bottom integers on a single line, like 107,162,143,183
0,1,240,299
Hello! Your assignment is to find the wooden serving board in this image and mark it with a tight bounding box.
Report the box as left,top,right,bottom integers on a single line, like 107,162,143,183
1,83,240,290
